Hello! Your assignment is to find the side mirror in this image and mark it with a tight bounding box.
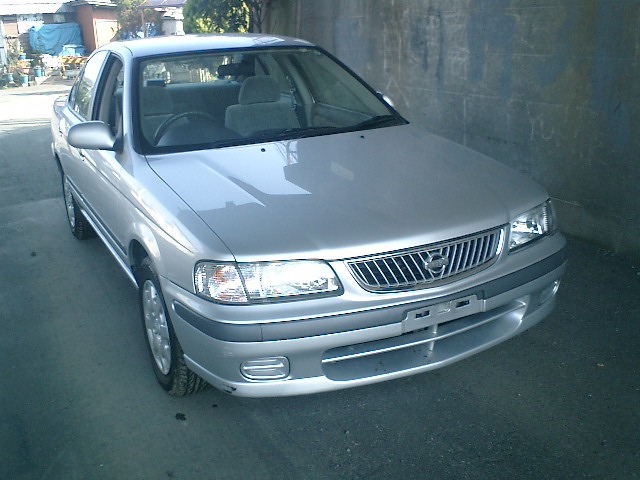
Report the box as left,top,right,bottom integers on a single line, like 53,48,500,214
68,121,115,151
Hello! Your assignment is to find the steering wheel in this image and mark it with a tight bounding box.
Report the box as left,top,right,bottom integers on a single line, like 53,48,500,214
153,111,219,145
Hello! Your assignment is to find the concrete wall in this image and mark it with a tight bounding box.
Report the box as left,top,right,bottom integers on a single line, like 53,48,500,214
271,0,640,258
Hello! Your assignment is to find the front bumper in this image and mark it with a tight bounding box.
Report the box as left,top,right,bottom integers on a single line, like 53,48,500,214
164,236,567,397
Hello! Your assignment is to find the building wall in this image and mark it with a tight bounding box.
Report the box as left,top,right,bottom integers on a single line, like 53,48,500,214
1,17,19,37
271,0,640,257
92,8,117,49
74,4,116,52
74,5,94,51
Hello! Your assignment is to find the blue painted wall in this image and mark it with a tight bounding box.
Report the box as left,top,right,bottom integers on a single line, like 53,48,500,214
273,0,640,257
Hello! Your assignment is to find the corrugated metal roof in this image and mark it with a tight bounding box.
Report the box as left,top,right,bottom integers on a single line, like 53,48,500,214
0,0,181,16
0,0,71,16
142,0,186,7
0,0,184,18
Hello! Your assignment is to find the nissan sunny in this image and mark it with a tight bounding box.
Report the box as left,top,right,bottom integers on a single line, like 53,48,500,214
51,34,567,397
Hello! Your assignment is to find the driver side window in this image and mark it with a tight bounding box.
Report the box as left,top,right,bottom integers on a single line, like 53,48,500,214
93,56,124,137
69,51,109,120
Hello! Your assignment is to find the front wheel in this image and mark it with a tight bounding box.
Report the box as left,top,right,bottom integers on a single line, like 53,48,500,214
62,175,94,239
138,258,207,396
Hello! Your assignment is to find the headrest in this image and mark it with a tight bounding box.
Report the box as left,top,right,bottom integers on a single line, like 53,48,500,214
238,76,281,105
144,79,166,87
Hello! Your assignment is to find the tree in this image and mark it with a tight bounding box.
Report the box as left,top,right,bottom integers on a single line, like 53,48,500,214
113,0,164,38
245,0,273,33
184,0,249,34
183,0,274,34
113,0,145,37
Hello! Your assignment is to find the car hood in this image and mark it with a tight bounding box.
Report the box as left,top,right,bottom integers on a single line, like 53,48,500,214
147,124,547,261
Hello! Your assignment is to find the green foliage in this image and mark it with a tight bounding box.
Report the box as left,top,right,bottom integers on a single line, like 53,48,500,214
183,0,250,34
6,38,20,66
113,0,146,35
113,0,164,37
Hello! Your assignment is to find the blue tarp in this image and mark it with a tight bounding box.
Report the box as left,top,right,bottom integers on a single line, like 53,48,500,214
29,23,84,56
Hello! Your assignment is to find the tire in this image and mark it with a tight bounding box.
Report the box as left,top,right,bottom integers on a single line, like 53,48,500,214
138,257,207,396
62,174,94,240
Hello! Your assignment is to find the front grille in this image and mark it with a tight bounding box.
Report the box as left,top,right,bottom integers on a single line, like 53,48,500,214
346,228,504,292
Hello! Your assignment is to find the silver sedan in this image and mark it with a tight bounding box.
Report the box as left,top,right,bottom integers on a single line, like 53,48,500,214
51,34,567,397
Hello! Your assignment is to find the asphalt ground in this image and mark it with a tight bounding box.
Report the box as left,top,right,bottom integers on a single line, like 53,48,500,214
0,80,638,479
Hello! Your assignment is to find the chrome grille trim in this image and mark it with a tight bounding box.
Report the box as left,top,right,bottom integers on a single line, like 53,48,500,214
346,227,504,292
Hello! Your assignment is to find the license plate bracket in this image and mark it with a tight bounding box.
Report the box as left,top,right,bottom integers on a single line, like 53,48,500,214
402,294,482,334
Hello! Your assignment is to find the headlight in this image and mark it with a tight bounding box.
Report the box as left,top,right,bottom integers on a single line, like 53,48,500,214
194,263,248,303
509,201,555,252
194,260,341,304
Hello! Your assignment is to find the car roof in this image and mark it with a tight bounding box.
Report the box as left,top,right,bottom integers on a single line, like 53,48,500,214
105,34,315,58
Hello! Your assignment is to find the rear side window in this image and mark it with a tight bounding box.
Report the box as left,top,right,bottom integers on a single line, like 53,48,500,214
69,51,109,120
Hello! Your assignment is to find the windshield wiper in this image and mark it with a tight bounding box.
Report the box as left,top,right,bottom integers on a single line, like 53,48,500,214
248,125,342,142
282,126,341,139
241,117,402,145
352,114,402,131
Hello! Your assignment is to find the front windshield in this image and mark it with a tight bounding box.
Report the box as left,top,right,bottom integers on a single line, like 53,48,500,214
136,47,405,153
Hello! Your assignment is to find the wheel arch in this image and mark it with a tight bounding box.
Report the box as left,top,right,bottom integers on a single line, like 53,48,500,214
52,148,64,177
129,239,149,285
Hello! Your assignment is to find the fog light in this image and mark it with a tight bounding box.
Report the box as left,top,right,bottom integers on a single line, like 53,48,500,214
539,280,561,305
241,357,290,381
